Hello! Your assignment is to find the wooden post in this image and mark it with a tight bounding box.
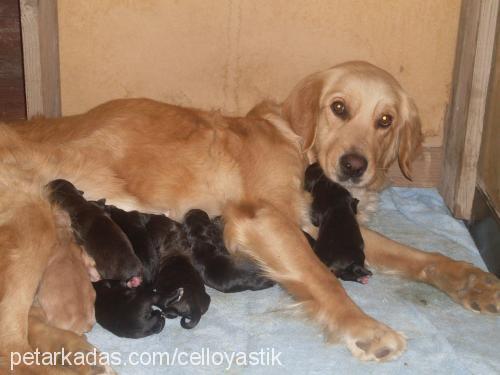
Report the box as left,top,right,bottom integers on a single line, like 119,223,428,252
439,0,499,219
20,0,61,118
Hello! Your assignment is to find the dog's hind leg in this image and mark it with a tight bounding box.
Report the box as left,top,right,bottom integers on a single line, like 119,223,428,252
0,202,60,367
223,201,406,362
361,227,500,314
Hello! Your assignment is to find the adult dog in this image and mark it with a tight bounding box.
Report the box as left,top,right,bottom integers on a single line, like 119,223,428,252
0,61,498,371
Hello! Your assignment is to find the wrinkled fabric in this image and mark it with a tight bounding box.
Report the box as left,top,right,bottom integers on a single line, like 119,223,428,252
88,188,500,374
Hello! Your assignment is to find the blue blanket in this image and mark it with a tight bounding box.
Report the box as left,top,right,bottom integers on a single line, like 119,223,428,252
88,188,500,374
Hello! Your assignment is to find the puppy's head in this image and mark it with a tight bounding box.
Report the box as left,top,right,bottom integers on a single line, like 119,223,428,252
304,162,324,192
335,263,372,284
183,209,213,241
282,61,423,190
184,209,211,227
46,179,84,205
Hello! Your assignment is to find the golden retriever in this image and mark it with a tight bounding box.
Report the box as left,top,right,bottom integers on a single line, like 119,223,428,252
0,61,498,372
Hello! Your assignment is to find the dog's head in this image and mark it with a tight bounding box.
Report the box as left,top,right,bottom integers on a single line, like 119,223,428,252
282,61,423,190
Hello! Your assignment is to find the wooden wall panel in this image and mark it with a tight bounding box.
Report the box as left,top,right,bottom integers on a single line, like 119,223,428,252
20,0,61,118
477,21,500,215
0,0,26,121
439,0,499,219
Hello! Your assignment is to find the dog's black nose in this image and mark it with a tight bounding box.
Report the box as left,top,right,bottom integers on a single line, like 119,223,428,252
340,154,368,178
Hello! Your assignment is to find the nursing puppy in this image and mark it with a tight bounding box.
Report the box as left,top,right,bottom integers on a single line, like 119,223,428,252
46,179,143,287
97,208,210,330
154,254,211,329
93,280,180,338
305,163,372,283
145,213,211,329
101,204,160,284
184,209,275,292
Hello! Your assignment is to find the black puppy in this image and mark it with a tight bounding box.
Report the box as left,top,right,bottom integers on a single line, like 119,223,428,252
304,163,372,284
91,209,210,332
146,213,211,329
94,208,211,330
93,280,181,338
183,209,275,293
100,204,160,284
153,254,211,329
46,179,143,287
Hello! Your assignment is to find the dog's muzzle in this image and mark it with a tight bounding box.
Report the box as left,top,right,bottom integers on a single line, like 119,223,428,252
339,153,368,180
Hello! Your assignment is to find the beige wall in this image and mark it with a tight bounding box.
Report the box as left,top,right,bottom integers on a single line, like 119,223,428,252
478,24,500,212
58,0,460,146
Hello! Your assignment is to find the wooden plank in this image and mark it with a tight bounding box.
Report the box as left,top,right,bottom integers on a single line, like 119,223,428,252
469,187,500,276
20,0,61,118
0,0,26,121
477,19,500,217
439,0,499,219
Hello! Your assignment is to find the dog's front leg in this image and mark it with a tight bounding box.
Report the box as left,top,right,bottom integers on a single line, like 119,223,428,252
224,202,406,361
28,306,115,375
361,227,500,314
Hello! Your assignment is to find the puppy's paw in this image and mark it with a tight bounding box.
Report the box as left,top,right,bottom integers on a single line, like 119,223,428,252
344,319,406,362
426,260,500,314
163,288,184,307
148,310,166,335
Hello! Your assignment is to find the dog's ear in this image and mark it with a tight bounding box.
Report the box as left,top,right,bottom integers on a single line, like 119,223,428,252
282,76,323,151
398,96,423,180
350,198,359,214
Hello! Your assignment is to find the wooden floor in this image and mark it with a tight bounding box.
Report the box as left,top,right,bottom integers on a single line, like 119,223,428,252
0,0,26,121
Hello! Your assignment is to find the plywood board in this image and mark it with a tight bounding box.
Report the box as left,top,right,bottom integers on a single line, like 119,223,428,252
20,0,61,118
439,0,499,219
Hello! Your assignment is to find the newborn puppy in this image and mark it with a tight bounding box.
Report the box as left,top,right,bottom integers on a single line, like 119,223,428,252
46,179,143,287
100,204,160,284
183,209,275,293
93,280,180,338
153,254,211,329
145,213,190,260
145,213,211,329
93,207,210,330
304,163,372,284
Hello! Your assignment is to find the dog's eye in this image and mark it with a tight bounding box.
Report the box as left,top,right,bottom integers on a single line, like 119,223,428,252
377,114,393,128
330,101,346,117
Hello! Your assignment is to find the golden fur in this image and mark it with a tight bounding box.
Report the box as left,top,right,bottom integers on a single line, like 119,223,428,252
0,61,498,372
35,209,96,335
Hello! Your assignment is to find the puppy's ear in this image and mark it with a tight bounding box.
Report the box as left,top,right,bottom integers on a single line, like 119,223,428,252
398,96,423,180
282,76,323,151
351,198,359,214
304,163,323,192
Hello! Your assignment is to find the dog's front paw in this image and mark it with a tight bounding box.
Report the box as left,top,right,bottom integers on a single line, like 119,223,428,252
425,260,499,314
343,318,406,362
